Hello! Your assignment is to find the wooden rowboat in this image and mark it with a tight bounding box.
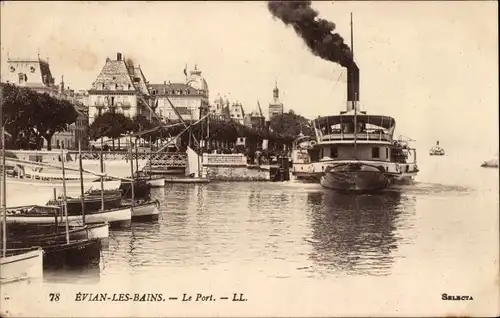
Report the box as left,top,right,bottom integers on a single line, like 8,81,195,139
0,247,44,283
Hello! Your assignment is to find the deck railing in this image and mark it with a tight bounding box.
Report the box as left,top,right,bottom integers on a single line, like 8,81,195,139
319,131,392,142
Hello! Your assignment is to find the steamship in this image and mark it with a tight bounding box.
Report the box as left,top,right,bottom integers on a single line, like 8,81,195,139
291,17,419,191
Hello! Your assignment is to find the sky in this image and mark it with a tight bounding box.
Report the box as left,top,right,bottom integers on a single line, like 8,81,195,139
1,1,498,154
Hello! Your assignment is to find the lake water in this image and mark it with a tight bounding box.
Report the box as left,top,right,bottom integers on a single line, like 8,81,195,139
1,152,499,317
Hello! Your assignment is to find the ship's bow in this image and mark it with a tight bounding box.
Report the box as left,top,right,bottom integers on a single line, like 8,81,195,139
320,162,389,192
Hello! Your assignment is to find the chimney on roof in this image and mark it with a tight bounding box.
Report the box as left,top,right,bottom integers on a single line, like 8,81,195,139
117,53,122,61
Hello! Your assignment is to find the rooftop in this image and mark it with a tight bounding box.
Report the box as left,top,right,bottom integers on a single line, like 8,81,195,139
148,82,204,96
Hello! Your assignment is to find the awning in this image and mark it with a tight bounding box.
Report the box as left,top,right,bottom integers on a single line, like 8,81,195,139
315,114,396,129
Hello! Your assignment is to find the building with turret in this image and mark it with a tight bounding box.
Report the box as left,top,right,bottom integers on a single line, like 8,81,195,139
4,56,88,150
229,101,245,125
268,82,284,118
148,65,209,121
4,56,58,97
88,52,152,124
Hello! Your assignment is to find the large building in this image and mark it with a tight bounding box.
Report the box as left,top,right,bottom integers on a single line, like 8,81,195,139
211,94,227,115
148,65,209,121
268,82,284,118
88,52,152,124
4,56,88,150
229,101,245,125
4,56,58,96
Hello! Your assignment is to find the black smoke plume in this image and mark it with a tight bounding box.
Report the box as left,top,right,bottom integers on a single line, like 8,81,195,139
267,1,354,67
268,1,359,100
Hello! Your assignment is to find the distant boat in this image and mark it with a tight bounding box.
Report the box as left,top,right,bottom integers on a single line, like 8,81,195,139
429,141,445,156
481,155,499,168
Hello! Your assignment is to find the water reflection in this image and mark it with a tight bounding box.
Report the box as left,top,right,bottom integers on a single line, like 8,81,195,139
307,190,412,276
44,264,101,284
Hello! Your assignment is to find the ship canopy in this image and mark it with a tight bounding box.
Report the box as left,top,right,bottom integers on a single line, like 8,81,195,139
314,113,396,129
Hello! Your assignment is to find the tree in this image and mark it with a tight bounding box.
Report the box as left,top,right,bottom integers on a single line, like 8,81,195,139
132,114,152,133
30,93,78,150
89,110,135,150
1,83,78,150
269,112,313,138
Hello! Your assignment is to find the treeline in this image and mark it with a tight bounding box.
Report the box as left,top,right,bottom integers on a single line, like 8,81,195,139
1,83,78,150
89,109,313,152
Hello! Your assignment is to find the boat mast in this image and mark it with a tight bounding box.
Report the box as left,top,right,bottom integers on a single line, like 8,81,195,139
129,137,135,205
351,12,358,160
78,139,86,224
99,137,104,212
60,146,70,244
1,100,6,257
135,139,139,173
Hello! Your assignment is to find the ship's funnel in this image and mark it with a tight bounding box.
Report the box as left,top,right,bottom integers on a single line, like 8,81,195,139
346,62,359,111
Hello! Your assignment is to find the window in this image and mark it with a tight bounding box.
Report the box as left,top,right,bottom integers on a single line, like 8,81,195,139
385,148,389,159
372,147,380,159
98,108,102,116
56,140,60,148
18,73,26,84
331,147,338,158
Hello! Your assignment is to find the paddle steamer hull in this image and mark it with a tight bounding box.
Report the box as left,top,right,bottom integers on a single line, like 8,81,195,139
321,163,390,192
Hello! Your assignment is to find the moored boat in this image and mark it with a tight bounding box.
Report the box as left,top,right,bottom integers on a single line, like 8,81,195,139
0,247,44,283
5,205,132,228
146,178,165,187
47,189,123,215
121,199,160,222
119,178,152,199
41,238,101,268
163,177,209,184
7,222,110,246
290,135,323,183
